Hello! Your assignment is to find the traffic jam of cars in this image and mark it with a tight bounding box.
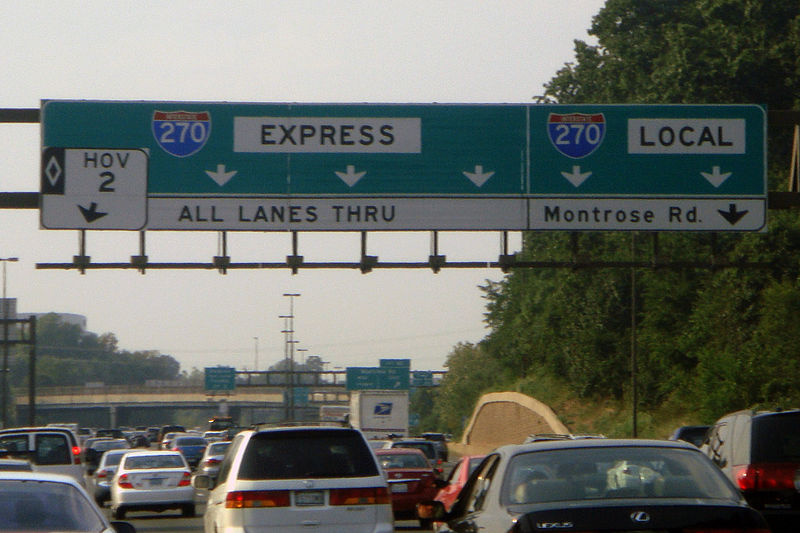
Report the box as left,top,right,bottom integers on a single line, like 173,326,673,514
0,414,794,532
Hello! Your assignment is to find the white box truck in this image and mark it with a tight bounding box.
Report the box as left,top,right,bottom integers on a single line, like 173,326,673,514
349,390,409,440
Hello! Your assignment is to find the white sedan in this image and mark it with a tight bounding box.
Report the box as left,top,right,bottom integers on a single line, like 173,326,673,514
110,450,195,519
0,470,134,532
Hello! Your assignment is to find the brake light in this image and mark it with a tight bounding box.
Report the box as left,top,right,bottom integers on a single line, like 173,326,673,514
96,469,107,479
330,487,390,505
72,446,81,465
117,474,133,489
733,463,799,491
225,490,290,508
178,471,191,487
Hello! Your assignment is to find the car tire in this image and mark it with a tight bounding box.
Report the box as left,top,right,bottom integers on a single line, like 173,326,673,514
113,506,126,520
182,503,196,518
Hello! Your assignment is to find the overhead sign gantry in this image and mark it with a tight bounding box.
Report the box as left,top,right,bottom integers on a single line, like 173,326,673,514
40,101,766,233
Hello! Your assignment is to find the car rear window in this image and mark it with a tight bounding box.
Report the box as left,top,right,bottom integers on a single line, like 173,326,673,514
176,437,207,446
125,454,185,469
379,453,429,469
238,429,379,480
0,479,105,532
752,412,800,463
392,442,435,459
208,442,230,455
35,434,71,465
502,446,739,504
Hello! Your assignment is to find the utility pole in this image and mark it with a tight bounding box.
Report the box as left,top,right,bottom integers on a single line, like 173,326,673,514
0,257,18,428
281,293,300,422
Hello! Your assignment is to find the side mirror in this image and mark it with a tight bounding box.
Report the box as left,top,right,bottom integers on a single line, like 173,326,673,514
416,500,447,522
110,521,136,533
192,473,214,490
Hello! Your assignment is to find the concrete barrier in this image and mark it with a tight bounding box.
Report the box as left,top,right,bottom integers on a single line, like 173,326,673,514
452,392,570,456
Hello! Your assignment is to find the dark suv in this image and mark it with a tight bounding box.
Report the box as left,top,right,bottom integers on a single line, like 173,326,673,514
701,408,800,531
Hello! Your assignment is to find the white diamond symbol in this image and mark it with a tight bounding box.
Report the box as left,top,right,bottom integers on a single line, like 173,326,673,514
46,156,62,187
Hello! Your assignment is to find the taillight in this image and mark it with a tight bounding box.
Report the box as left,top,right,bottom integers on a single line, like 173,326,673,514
96,469,107,479
225,490,290,508
117,474,133,489
733,463,799,491
330,487,390,505
72,446,82,465
178,471,191,487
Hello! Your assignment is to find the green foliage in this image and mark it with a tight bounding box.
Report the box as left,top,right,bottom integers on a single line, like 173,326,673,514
10,314,182,388
432,343,505,438
421,1,800,434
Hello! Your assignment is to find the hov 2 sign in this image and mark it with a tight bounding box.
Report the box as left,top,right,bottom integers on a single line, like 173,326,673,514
40,101,766,232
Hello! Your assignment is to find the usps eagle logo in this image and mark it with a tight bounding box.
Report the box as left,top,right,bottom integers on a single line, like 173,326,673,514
152,110,211,157
547,113,606,159
374,402,393,416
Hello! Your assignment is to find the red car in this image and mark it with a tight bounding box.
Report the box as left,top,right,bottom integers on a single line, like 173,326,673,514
376,448,443,528
434,454,486,511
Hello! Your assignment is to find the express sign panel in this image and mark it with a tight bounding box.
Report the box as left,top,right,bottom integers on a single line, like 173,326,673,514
40,101,766,232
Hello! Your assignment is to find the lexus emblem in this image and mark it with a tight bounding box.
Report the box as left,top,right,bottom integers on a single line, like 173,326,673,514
630,511,650,523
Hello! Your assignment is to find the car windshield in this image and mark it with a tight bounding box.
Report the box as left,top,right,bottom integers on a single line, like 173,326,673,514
503,446,739,504
238,429,379,479
379,453,429,469
752,412,800,463
0,479,106,532
124,454,185,469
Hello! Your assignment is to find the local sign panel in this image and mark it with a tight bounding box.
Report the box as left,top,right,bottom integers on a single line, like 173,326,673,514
41,101,766,232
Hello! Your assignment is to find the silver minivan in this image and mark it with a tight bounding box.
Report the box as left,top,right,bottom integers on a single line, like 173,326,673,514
0,426,84,485
194,425,393,533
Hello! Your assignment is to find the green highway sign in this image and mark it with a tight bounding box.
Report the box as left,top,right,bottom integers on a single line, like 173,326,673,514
411,371,434,387
204,366,236,392
41,101,766,232
380,358,411,369
346,366,410,390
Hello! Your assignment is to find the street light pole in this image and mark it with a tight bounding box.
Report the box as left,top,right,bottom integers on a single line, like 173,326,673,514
253,337,259,372
0,257,19,429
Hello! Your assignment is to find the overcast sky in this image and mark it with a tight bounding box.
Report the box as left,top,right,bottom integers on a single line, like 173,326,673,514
0,1,605,374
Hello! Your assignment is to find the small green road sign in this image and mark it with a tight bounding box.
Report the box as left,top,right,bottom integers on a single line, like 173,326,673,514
380,358,411,369
412,371,434,387
204,366,236,392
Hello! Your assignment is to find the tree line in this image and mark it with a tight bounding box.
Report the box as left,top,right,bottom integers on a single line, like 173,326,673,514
416,1,800,438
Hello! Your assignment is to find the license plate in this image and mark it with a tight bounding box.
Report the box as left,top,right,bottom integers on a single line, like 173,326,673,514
148,478,164,487
391,483,408,493
295,490,324,506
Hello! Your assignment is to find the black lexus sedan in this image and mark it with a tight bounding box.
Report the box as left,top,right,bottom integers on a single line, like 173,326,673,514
419,438,770,533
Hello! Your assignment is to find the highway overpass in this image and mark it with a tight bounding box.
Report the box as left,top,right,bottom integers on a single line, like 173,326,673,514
11,370,445,429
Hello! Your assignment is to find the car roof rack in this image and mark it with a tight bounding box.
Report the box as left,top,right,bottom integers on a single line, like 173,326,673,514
523,433,605,443
249,420,353,431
